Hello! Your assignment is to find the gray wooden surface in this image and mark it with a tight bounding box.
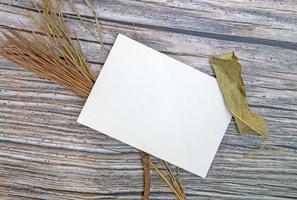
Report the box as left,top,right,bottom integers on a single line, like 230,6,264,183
0,0,297,199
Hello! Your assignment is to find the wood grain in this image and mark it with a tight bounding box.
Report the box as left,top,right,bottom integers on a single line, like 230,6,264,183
0,0,296,199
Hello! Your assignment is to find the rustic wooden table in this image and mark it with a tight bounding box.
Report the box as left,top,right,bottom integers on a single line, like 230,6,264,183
0,0,297,199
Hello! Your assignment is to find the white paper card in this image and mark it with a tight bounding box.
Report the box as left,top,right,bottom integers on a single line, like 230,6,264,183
78,34,231,178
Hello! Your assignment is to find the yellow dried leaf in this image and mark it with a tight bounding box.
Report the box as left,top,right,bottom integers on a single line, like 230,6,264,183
210,52,268,138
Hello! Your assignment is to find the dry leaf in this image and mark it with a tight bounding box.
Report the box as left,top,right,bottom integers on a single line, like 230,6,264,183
210,52,268,138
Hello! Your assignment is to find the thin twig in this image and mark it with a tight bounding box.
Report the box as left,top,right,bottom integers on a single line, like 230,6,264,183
140,152,151,200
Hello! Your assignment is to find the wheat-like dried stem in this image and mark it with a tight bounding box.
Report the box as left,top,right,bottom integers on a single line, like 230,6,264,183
0,0,95,97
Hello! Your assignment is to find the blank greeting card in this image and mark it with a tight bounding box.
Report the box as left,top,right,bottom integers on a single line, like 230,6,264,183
77,34,231,178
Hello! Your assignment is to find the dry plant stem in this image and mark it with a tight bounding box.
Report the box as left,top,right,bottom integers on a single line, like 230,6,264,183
161,161,185,198
0,0,95,97
0,30,93,97
148,159,186,200
176,167,185,195
0,0,97,97
32,0,95,80
83,0,105,51
69,0,105,51
140,152,151,200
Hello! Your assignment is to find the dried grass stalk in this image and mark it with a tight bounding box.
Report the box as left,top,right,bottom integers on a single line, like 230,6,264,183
148,159,186,200
0,0,95,97
83,0,105,51
69,0,105,51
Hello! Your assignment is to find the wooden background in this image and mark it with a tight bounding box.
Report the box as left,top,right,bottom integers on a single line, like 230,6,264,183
0,0,297,199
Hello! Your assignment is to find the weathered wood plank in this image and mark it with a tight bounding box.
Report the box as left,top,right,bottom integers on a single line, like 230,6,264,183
1,0,297,46
0,0,297,199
